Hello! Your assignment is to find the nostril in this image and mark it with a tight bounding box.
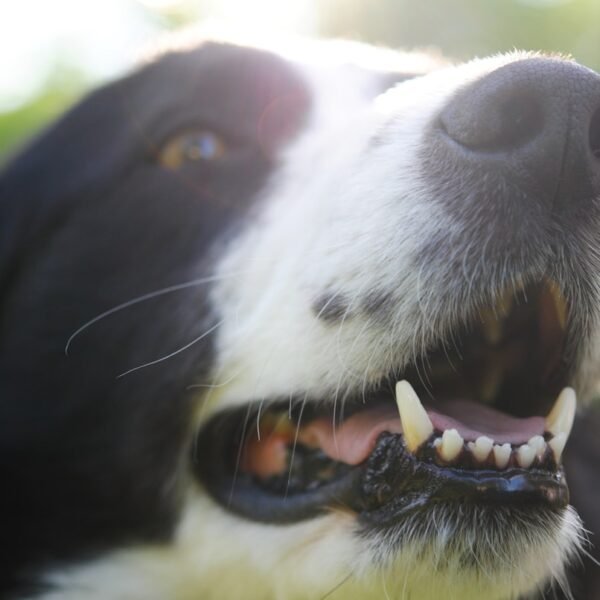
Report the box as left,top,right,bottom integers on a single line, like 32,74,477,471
439,85,543,152
431,59,600,214
496,93,542,147
589,107,600,159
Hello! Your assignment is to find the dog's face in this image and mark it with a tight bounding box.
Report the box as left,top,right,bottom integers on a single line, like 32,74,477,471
2,37,600,599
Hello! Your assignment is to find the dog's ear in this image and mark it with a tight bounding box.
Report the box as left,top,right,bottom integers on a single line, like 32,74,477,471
0,77,141,290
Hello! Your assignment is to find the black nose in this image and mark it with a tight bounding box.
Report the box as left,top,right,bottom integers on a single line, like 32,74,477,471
437,58,600,210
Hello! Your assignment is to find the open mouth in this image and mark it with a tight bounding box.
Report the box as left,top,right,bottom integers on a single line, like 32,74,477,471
194,280,577,525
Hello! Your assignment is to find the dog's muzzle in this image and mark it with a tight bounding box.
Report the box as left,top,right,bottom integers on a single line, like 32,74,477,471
195,58,600,529
430,56,600,217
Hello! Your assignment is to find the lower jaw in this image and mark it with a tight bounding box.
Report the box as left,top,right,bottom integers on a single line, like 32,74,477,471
194,412,570,527
194,420,581,600
194,280,576,526
357,432,569,526
192,385,583,600
364,506,580,600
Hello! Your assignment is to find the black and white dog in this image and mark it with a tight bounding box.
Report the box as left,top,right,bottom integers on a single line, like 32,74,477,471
1,34,600,599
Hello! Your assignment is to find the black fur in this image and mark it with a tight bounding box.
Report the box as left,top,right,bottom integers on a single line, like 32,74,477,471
0,41,310,594
1,41,599,600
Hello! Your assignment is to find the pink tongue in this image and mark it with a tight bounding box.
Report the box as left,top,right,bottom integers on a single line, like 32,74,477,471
298,401,545,466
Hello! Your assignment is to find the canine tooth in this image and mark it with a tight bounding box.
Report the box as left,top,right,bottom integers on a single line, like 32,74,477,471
548,432,568,464
439,429,463,462
528,435,546,458
471,436,494,462
517,444,536,468
545,387,576,438
395,381,434,453
493,443,511,469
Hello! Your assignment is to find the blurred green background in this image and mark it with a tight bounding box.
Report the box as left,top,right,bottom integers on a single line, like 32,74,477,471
2,0,600,162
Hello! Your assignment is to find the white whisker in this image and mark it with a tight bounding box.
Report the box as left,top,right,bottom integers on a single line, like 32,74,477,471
228,402,253,506
65,271,245,355
285,392,307,499
116,319,224,378
186,370,242,390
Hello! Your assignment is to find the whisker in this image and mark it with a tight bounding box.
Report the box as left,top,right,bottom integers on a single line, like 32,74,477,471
186,370,242,390
381,572,392,600
116,319,224,378
190,362,236,460
228,402,253,506
319,573,353,600
332,276,371,381
256,396,266,441
332,376,341,456
314,288,345,321
65,271,244,355
285,392,307,499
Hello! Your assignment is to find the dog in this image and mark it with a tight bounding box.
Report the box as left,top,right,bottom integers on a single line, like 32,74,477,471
1,32,600,599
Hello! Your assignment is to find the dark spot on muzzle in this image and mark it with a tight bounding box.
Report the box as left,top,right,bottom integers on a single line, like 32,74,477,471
312,292,351,324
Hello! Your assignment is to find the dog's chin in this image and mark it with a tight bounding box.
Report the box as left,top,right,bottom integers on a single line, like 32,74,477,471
41,491,581,600
185,463,583,600
364,504,582,600
192,278,586,599
163,489,581,600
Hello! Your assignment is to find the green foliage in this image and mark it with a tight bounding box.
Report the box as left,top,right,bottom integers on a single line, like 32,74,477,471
2,0,600,160
319,0,600,70
0,66,88,163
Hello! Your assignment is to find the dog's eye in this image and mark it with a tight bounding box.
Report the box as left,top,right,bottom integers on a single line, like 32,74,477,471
158,130,227,170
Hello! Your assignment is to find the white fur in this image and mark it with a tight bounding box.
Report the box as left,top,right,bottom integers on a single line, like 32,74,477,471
36,490,583,600
37,44,590,600
210,53,526,409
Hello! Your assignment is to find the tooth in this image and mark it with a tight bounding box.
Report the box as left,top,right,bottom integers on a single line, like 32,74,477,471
471,436,494,462
548,432,567,464
527,435,546,458
439,428,463,462
517,444,536,468
395,381,434,453
493,443,511,469
545,387,576,438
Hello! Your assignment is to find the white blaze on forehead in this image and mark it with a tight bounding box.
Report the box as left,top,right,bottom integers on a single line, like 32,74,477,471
209,59,402,407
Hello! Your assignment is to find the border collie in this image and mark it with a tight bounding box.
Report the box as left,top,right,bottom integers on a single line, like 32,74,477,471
1,34,599,600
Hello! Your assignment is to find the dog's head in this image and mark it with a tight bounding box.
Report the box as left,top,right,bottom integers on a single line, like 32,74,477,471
1,36,600,599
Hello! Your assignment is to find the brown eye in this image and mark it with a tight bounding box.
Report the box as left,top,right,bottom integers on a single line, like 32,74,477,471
158,130,227,170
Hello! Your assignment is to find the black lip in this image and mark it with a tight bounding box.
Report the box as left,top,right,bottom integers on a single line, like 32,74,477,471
358,432,569,528
193,407,361,523
193,278,575,525
193,409,570,524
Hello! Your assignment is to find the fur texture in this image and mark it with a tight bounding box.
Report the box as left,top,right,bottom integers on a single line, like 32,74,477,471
0,35,598,599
